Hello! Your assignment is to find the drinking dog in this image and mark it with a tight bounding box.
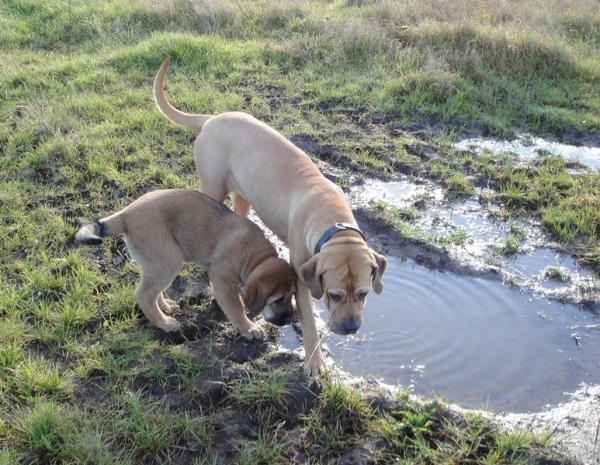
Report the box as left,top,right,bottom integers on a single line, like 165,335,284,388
154,58,387,375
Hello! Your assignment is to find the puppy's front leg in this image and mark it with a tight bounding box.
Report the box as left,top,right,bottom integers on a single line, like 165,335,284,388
212,279,263,340
295,280,326,376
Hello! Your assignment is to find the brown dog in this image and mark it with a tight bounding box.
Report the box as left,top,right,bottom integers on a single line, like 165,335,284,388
154,58,387,375
74,189,296,339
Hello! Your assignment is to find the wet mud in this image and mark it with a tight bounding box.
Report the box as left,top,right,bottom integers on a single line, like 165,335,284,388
77,125,599,463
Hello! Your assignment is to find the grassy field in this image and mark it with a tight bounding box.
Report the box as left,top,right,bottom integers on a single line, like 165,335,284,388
1,0,598,463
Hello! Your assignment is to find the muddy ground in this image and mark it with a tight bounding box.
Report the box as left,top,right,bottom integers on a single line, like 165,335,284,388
88,124,599,464
146,212,596,464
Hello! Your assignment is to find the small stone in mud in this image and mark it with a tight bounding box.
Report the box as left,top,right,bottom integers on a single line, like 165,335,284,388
151,385,164,398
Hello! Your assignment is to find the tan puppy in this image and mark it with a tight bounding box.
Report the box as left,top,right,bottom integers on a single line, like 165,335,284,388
154,58,387,375
74,189,296,339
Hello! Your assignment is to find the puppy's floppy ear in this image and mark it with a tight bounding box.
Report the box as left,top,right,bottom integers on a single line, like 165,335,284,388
371,251,387,294
300,255,324,299
241,279,267,315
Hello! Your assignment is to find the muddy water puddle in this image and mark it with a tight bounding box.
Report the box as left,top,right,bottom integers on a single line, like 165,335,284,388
274,175,600,413
314,258,599,413
278,254,600,413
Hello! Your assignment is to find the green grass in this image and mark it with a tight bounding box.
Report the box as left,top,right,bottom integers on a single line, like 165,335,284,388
225,367,290,422
1,0,597,462
492,155,600,265
370,200,471,249
5,394,212,463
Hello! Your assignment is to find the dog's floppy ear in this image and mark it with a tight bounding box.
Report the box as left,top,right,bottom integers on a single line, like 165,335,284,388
300,255,324,299
371,251,387,294
241,279,266,315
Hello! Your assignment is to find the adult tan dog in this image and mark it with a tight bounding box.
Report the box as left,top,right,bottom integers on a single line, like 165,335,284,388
154,58,387,375
74,189,296,339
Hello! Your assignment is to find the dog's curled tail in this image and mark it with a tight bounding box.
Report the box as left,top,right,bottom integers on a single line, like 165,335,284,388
153,57,212,132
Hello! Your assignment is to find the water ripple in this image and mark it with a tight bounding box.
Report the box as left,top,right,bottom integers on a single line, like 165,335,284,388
315,258,600,413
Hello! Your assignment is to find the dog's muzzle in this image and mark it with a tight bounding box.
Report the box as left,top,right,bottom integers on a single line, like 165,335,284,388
331,318,361,335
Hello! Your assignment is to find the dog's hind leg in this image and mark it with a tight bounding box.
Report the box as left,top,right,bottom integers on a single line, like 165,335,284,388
135,278,181,332
232,193,251,217
133,257,182,333
198,177,228,204
158,294,179,313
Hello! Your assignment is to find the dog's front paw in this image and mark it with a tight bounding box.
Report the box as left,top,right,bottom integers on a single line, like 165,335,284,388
240,323,263,341
159,317,181,333
304,354,326,377
159,298,179,313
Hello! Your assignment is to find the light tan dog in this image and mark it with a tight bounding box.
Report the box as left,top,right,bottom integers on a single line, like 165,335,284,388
154,58,387,375
74,189,297,339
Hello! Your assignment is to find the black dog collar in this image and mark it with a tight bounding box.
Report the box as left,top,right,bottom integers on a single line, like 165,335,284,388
314,223,366,254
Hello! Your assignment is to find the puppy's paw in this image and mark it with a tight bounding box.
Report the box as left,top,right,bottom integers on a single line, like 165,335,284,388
304,355,327,377
240,323,263,341
159,317,181,333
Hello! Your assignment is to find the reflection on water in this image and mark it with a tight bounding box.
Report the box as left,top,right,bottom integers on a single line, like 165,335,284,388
281,257,600,413
455,134,600,170
350,180,544,259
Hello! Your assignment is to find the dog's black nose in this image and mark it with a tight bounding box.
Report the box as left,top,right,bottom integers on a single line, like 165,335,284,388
341,320,361,335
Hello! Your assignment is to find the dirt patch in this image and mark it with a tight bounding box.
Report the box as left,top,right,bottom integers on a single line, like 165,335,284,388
69,122,599,463
558,128,600,148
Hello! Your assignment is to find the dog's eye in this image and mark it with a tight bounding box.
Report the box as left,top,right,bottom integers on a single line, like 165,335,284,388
272,296,284,306
357,291,368,301
328,293,342,302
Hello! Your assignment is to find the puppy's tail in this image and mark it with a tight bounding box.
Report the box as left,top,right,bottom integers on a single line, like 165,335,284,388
74,214,125,246
153,57,212,132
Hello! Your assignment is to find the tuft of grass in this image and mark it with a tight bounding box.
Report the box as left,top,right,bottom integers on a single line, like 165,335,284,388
234,425,289,465
444,172,474,197
303,376,375,459
371,200,470,248
13,359,75,401
497,225,527,256
225,367,290,421
371,201,427,241
545,267,571,283
9,399,66,459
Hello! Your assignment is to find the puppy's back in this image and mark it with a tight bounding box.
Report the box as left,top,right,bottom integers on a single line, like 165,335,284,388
163,190,274,266
75,189,231,246
75,189,273,269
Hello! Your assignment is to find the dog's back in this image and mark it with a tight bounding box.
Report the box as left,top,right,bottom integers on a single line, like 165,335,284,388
152,59,386,375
